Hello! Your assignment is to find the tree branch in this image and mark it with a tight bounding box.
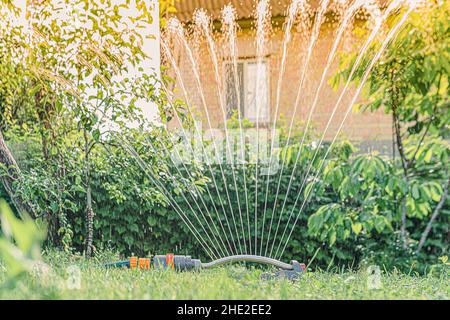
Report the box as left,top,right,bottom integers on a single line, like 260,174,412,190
416,177,450,254
407,73,443,169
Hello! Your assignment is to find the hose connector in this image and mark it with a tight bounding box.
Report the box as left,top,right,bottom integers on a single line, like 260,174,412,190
153,254,202,271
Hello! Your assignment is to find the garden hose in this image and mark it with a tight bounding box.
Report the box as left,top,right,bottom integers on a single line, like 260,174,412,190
104,254,306,280
200,255,293,270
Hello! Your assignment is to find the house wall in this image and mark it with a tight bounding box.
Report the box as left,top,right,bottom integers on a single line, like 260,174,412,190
167,22,393,145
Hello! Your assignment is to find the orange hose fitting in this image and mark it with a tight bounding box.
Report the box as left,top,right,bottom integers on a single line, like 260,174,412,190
129,256,138,269
139,258,150,269
166,253,175,269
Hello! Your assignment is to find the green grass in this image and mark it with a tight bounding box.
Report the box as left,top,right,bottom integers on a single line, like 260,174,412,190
0,251,448,300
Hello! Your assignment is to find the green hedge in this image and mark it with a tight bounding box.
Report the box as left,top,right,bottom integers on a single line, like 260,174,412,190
70,139,450,271
1,134,448,272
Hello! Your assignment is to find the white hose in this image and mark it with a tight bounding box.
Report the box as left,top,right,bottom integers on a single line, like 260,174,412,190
201,255,293,270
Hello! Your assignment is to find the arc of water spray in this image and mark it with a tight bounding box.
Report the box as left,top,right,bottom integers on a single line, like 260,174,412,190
144,135,228,258
264,0,331,257
178,18,244,256
194,9,247,254
120,139,220,260
267,0,371,257
158,86,233,256
275,0,417,260
222,4,253,255
147,137,230,257
149,84,235,257
19,3,228,260
161,39,239,255
260,0,305,257
254,0,271,255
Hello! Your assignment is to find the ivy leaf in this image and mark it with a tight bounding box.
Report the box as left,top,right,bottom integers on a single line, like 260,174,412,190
147,216,157,227
411,184,420,199
92,128,101,142
351,222,363,235
329,230,337,246
423,148,433,162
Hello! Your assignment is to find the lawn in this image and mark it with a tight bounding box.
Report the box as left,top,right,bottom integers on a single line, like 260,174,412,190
0,251,448,300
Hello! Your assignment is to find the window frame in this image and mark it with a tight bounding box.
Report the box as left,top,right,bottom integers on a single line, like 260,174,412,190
223,58,271,124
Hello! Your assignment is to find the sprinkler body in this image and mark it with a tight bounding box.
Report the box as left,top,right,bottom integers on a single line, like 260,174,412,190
105,254,306,280
153,254,202,271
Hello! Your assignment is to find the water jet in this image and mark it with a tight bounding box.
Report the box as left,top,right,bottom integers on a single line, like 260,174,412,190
124,0,421,267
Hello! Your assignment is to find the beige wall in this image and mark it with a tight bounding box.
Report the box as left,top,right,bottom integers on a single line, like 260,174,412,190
167,23,392,142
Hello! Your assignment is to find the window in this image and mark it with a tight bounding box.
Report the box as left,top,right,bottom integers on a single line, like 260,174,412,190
224,60,269,123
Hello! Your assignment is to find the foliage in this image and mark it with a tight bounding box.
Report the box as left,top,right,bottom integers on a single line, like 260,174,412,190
329,0,450,264
226,109,256,129
307,149,449,270
160,0,179,28
0,0,162,250
73,127,205,256
308,149,447,243
333,1,449,137
332,0,449,176
0,125,200,254
0,0,201,257
1,119,447,272
0,200,45,279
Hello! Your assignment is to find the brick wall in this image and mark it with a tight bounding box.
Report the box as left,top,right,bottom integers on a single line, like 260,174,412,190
166,23,393,143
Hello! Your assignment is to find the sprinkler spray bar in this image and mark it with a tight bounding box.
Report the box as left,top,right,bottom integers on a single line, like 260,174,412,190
105,254,306,280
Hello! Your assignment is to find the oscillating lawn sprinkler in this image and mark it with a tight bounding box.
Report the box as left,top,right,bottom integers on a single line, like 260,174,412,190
105,254,306,280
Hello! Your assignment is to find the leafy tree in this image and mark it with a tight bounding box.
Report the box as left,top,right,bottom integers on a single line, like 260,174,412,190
160,0,179,28
332,1,449,251
0,0,158,255
0,3,37,217
0,199,45,280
